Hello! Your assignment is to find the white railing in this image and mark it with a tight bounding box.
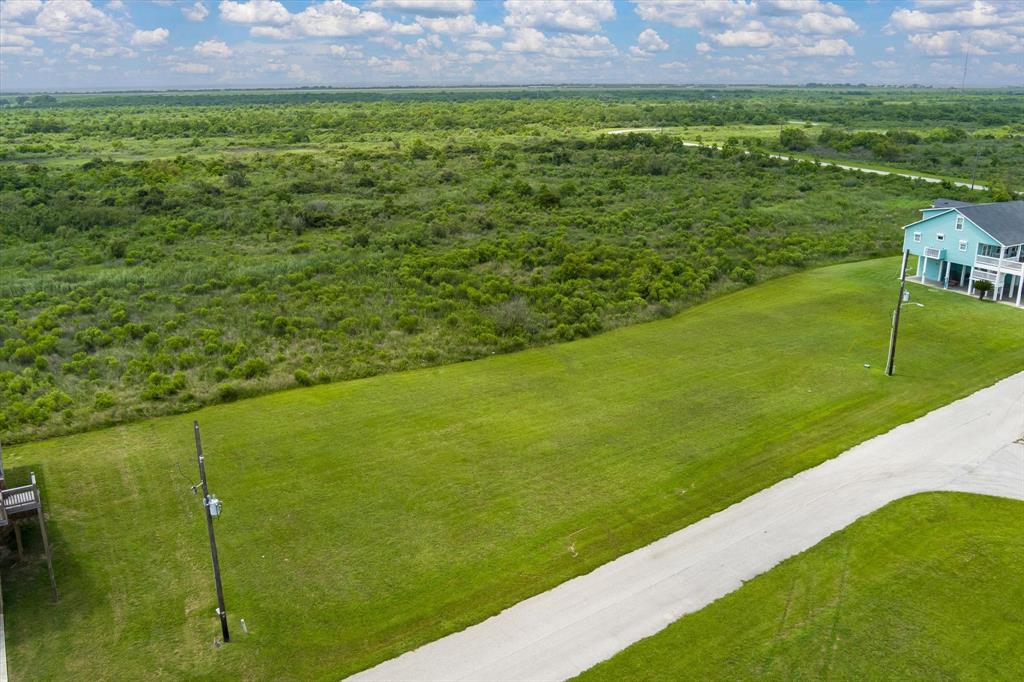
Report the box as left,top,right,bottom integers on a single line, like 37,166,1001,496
923,247,944,259
1,484,38,514
974,254,1024,273
971,269,998,283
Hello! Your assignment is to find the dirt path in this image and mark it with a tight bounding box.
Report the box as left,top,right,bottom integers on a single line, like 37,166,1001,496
348,372,1024,681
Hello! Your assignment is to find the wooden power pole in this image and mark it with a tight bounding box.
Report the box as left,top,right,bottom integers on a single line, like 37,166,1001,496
886,249,911,376
194,421,229,643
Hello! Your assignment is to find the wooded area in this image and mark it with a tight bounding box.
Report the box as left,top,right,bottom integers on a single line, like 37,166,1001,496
0,87,1015,441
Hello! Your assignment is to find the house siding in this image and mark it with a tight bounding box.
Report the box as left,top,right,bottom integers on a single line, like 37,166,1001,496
902,210,1002,267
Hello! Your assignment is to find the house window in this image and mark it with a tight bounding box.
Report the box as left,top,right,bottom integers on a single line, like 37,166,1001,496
955,216,964,231
936,233,944,241
913,231,922,242
959,240,968,252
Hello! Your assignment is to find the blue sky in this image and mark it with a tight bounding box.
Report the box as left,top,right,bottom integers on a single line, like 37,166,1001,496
1,1,1021,91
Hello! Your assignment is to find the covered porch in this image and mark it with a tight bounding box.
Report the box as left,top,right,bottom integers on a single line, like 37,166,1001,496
908,257,1024,307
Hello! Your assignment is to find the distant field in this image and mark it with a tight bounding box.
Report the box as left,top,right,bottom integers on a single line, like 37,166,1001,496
5,124,984,443
4,258,1022,680
577,492,1024,681
598,123,1024,188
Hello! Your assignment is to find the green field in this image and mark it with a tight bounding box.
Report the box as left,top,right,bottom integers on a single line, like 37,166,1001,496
600,123,1024,189
3,258,1022,680
6,87,1020,444
577,492,1024,681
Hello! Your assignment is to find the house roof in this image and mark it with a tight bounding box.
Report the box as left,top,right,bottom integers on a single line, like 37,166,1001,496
957,201,1024,246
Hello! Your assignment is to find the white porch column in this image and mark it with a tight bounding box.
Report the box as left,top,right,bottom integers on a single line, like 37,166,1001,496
921,256,928,283
943,262,950,289
1017,274,1023,307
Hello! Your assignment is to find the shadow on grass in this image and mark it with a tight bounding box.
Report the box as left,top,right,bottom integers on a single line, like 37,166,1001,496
1,463,98,657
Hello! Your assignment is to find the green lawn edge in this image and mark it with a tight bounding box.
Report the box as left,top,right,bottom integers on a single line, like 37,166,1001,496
2,258,1022,680
576,492,1024,682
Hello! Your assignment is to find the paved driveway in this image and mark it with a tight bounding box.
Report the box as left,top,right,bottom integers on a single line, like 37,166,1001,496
349,372,1024,682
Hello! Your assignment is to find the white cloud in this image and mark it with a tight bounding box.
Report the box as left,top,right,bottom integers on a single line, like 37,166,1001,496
793,12,858,35
907,30,962,55
889,1,1023,31
636,27,668,51
416,14,503,37
504,0,615,33
2,32,34,47
968,28,1024,54
131,27,170,48
367,55,412,72
32,0,121,38
403,33,442,57
227,0,421,39
629,29,668,58
366,34,402,50
171,61,214,73
635,0,858,59
329,43,363,57
789,37,854,56
2,0,42,20
872,59,898,68
462,38,494,52
632,0,751,30
194,39,232,57
1,44,43,56
182,1,210,22
503,28,617,58
106,0,126,12
502,26,545,52
712,29,775,48
368,0,474,16
991,61,1022,77
219,0,291,25
68,42,135,58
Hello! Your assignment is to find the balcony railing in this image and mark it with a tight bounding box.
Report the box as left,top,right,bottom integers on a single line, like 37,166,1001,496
923,247,944,259
971,269,998,283
975,254,1024,273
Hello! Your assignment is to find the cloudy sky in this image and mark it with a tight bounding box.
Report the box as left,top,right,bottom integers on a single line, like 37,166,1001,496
1,0,1021,91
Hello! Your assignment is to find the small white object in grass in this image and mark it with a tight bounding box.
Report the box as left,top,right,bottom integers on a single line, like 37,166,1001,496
864,363,871,368
241,618,249,635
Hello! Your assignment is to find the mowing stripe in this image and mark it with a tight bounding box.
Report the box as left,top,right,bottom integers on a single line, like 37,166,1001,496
349,372,1024,682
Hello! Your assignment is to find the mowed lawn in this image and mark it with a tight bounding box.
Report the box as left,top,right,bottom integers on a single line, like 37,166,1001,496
3,258,1022,680
577,492,1024,681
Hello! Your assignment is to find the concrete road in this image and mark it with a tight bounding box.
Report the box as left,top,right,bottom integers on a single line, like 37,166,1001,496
348,372,1024,682
603,129,991,191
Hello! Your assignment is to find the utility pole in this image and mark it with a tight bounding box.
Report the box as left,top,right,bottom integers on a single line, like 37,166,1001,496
194,420,229,643
886,249,910,376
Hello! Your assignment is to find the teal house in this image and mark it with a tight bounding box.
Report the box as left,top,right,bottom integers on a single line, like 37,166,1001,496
901,199,1024,307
